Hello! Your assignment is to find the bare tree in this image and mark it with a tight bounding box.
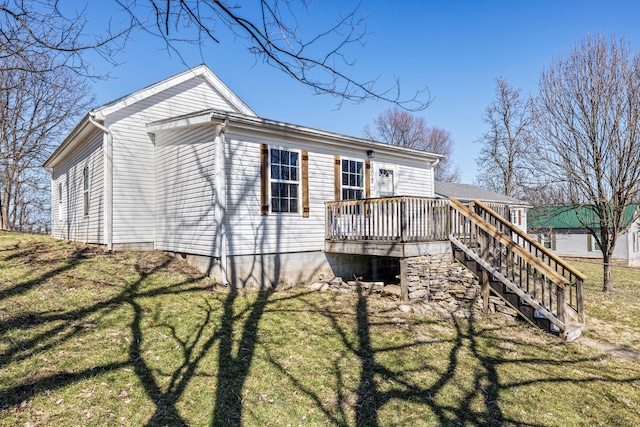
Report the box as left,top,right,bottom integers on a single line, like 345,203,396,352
0,0,131,75
0,49,92,231
363,107,460,181
475,78,533,198
534,35,640,292
1,1,429,109
117,0,430,109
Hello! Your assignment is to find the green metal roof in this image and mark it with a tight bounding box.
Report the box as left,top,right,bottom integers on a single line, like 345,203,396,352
528,205,639,230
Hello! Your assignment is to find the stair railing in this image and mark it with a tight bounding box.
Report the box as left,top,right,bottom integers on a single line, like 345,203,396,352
449,198,571,329
470,200,585,323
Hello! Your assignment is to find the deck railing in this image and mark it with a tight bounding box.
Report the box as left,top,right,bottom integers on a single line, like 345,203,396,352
449,198,573,328
325,197,450,242
470,200,585,322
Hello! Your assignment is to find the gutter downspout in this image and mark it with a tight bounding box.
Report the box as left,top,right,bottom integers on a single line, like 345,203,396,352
213,116,229,285
431,158,440,198
88,113,113,252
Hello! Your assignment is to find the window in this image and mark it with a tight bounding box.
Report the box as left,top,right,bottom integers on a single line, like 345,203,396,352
510,209,522,226
270,148,299,213
58,183,63,219
587,234,601,252
341,159,364,200
539,233,556,250
634,231,640,253
378,168,394,197
83,166,89,216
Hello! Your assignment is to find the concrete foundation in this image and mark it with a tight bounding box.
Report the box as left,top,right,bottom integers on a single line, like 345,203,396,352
112,242,155,251
177,250,410,289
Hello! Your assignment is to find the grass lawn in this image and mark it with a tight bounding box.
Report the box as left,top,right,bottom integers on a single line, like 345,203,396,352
1,232,640,426
571,260,640,353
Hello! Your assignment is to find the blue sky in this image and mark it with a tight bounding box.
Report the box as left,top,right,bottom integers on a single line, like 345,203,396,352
83,1,640,183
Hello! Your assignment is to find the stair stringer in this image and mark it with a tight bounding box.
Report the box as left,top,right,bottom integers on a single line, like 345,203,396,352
450,234,566,332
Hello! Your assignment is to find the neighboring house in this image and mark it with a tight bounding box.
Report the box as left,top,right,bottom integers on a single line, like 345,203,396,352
528,205,640,267
434,181,530,233
44,65,443,286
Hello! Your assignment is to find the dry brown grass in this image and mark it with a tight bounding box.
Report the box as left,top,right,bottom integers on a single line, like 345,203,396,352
1,232,640,426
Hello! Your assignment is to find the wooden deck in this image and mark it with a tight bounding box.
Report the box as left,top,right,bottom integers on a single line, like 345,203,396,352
324,197,510,257
324,197,453,257
324,196,586,339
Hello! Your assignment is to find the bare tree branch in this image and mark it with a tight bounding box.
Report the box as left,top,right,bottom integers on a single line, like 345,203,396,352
116,0,431,110
0,47,92,230
363,107,460,181
475,78,534,199
534,34,640,292
0,0,133,77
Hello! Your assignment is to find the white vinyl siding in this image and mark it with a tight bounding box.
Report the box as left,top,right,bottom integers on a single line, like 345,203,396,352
529,228,635,262
154,125,216,255
396,160,433,196
106,76,238,245
51,130,104,243
225,136,331,256
224,131,434,257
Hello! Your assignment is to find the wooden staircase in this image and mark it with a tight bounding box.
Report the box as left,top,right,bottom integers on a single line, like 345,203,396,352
448,199,586,341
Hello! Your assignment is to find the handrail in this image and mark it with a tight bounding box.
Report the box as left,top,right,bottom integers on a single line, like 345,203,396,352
470,200,587,281
325,196,450,242
450,198,570,288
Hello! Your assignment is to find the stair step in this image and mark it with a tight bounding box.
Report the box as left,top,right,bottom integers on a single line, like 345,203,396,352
563,322,586,342
534,307,553,319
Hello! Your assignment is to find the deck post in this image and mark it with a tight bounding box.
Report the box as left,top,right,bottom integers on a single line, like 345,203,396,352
576,278,585,323
400,199,407,242
480,232,490,313
557,285,567,326
400,258,408,302
481,268,490,313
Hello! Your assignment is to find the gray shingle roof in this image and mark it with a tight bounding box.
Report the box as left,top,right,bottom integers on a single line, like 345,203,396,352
434,181,529,206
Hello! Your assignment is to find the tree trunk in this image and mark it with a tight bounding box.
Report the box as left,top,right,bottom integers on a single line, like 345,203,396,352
602,254,614,293
1,186,11,231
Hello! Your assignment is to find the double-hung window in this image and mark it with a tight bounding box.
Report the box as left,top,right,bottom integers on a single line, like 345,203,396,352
83,166,89,216
341,159,364,200
270,148,299,213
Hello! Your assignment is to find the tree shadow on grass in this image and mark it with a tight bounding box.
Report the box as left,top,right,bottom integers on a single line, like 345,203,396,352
1,250,218,424
3,241,640,426
0,245,89,301
0,239,300,426
267,285,640,426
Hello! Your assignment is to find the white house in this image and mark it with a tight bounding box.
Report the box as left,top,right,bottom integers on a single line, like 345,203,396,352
44,65,442,287
528,205,640,267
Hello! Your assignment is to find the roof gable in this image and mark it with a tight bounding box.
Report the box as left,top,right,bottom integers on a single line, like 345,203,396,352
92,64,256,120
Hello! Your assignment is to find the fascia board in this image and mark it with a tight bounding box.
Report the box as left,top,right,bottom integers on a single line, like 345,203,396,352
94,65,256,120
43,114,97,168
146,111,214,133
146,109,443,163
213,113,444,163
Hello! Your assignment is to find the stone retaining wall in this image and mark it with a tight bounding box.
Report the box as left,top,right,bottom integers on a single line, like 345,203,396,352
404,254,517,317
310,253,518,319
405,254,479,303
